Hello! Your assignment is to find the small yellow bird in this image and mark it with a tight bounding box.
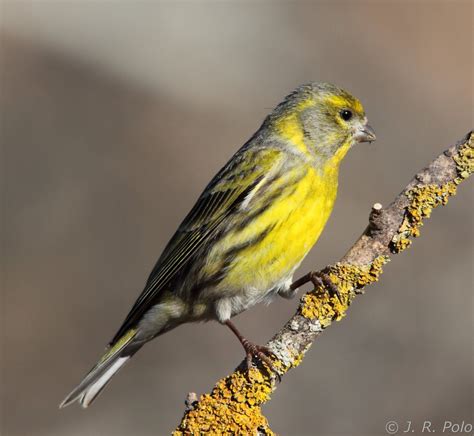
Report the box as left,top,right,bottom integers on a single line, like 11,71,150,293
60,82,375,408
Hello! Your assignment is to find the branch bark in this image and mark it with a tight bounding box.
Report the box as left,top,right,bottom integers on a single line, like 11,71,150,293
173,131,473,435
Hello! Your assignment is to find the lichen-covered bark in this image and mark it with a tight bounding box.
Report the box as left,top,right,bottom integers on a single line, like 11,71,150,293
174,131,473,435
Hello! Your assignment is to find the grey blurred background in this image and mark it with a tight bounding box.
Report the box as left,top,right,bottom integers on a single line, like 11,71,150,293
1,1,472,435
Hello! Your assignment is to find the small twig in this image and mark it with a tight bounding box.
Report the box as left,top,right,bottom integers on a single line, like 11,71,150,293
184,392,198,412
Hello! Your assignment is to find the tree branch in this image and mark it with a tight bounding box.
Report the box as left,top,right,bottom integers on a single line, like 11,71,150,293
173,131,473,435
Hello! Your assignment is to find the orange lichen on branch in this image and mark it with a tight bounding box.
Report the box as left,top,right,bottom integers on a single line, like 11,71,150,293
175,257,388,434
453,132,474,182
173,369,274,435
391,182,458,253
392,133,473,253
300,256,388,327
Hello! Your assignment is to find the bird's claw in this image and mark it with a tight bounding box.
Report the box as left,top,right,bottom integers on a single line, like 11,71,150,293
309,271,342,302
242,340,281,381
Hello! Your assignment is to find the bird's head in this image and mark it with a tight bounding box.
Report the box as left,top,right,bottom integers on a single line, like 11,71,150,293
268,82,376,163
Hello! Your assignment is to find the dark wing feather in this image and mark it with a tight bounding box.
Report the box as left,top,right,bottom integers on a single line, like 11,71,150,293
110,147,281,344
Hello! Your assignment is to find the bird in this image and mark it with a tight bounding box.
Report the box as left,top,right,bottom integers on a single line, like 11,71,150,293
60,82,376,408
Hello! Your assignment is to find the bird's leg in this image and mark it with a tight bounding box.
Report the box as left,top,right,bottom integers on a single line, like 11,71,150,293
291,270,342,302
277,286,298,300
225,320,277,373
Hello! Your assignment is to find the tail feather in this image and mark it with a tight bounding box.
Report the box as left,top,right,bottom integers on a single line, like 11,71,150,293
60,329,140,408
78,356,130,408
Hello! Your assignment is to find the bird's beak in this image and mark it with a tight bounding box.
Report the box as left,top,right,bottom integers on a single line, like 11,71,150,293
354,123,376,144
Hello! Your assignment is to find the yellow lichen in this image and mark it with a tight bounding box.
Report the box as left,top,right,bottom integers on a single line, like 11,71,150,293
392,133,473,253
174,255,389,433
391,182,457,253
173,368,274,435
290,351,306,369
274,345,310,374
453,132,474,183
300,256,388,326
285,344,311,372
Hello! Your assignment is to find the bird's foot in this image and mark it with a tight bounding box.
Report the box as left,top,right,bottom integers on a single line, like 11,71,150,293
242,339,274,369
242,339,281,381
309,271,342,302
225,320,280,380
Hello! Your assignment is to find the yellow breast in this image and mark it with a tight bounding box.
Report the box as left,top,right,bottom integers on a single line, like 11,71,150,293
214,163,339,292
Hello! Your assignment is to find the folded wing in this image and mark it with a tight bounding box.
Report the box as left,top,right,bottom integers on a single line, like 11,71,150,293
109,146,282,345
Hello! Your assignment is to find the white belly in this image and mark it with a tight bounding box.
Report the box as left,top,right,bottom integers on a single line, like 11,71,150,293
213,274,294,323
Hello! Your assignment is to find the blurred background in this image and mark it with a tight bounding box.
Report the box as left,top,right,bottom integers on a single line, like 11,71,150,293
1,1,472,435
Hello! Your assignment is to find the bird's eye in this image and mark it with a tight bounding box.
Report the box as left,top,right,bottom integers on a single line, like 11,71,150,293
340,109,353,121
